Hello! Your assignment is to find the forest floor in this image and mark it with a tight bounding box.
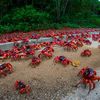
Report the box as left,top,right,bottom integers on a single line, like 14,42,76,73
0,45,100,100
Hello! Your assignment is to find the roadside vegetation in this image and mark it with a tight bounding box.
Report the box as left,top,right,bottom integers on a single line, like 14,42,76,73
0,0,100,33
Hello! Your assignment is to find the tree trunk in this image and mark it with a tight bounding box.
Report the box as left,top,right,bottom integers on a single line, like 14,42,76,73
62,0,69,16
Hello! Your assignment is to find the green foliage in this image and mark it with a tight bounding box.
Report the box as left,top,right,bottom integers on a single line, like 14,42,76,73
62,23,80,28
0,5,52,33
0,25,14,33
90,17,100,26
1,6,51,25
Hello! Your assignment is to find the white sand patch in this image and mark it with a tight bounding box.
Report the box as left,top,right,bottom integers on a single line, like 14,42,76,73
87,38,100,48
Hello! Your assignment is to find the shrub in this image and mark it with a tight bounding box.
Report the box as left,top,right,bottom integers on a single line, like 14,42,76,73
0,5,52,25
0,5,52,33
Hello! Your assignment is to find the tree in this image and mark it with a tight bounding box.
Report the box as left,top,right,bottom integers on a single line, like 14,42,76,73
52,0,69,21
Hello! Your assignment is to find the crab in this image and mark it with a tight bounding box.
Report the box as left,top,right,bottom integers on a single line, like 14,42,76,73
42,46,54,53
14,80,31,94
31,56,41,67
64,42,78,51
38,51,53,59
0,63,13,76
33,44,41,50
54,38,64,46
76,41,83,47
13,42,22,48
24,46,35,56
83,39,92,45
54,56,72,66
0,50,8,60
18,52,27,59
10,52,21,60
71,44,78,51
21,38,29,45
10,50,25,60
11,46,34,60
40,42,51,47
0,52,9,60
32,34,40,40
76,67,100,94
81,49,92,57
38,46,54,59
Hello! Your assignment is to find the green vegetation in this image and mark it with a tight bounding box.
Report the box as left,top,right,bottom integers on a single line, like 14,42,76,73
0,0,100,33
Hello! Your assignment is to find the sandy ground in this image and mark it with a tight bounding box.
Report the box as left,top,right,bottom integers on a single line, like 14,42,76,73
0,45,100,100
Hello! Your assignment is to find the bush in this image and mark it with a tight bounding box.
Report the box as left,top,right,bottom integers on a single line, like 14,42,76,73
0,5,52,25
90,17,100,26
0,25,14,33
62,23,80,28
0,5,53,33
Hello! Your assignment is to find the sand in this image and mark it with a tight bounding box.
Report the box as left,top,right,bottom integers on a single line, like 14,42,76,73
0,45,100,100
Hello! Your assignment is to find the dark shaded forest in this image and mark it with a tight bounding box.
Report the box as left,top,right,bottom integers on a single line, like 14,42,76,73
0,0,100,33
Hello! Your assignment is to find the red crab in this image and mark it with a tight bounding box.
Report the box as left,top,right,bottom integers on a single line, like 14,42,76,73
54,56,72,66
76,41,83,47
0,63,13,76
83,39,92,45
13,42,21,48
31,56,41,66
18,52,27,59
81,49,92,57
0,51,9,60
64,42,78,51
41,46,54,53
22,38,29,45
38,51,53,59
10,52,21,60
54,38,64,46
76,67,100,94
24,46,35,56
33,44,41,50
38,46,54,59
14,80,31,94
10,49,26,60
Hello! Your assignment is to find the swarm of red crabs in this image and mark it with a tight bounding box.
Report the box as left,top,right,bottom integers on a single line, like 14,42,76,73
0,29,100,95
0,28,99,61
76,67,100,94
0,28,99,43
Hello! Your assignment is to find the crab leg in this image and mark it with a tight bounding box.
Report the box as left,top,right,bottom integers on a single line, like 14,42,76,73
91,80,95,90
0,70,7,76
20,88,25,94
75,79,83,87
87,80,92,94
6,63,13,72
92,76,100,81
26,85,31,94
